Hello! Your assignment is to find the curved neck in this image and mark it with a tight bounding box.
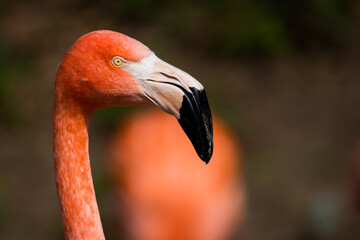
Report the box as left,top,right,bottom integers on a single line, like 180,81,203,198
53,97,105,240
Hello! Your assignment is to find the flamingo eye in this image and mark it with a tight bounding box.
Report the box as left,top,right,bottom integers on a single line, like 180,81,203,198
111,56,124,67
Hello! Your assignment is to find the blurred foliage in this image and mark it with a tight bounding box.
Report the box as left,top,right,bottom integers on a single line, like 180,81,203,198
99,0,359,57
0,37,31,127
92,106,144,132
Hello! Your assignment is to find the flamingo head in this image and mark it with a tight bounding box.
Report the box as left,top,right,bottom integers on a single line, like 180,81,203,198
56,30,213,163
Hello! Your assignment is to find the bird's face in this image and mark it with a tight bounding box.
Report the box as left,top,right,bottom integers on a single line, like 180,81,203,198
57,30,213,163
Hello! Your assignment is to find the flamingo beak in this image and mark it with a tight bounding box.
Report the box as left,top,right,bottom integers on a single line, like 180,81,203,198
177,86,213,164
122,54,213,163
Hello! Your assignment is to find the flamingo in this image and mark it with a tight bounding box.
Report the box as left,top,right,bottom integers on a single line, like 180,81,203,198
53,30,213,240
109,109,244,240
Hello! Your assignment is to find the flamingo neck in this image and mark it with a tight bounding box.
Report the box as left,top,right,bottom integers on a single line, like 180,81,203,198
53,97,105,240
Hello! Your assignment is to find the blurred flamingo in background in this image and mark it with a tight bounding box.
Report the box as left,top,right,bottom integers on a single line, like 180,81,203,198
53,30,213,239
109,109,245,240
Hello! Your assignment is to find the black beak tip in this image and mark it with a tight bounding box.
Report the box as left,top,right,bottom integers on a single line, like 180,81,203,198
177,87,214,164
178,120,213,164
188,127,213,164
199,143,213,164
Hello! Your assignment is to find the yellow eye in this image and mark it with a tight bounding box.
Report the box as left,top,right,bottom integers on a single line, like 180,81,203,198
111,56,124,67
